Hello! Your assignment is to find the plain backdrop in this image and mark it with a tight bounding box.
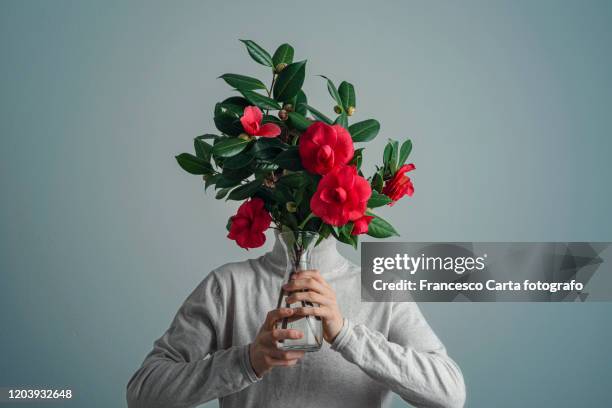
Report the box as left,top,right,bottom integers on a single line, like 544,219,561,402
1,1,611,407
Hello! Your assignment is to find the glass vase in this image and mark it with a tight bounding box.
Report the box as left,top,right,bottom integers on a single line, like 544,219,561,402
275,230,323,352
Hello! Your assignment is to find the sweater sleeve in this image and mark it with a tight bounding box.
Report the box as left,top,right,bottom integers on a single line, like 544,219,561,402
331,302,466,408
126,273,260,408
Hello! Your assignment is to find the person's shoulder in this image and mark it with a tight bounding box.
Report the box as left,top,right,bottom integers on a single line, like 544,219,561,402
186,257,262,305
202,256,263,288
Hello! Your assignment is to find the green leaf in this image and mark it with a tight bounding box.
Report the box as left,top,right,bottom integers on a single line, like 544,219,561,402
252,160,279,174
272,43,294,67
330,225,341,239
215,187,232,199
214,103,243,136
252,137,286,160
340,222,354,237
204,173,221,190
239,89,281,110
271,184,290,203
336,226,358,248
287,111,311,131
349,148,364,170
254,186,274,202
366,213,399,238
216,165,253,188
319,223,333,239
367,190,392,208
212,137,250,158
239,39,273,67
222,166,253,181
398,139,413,166
302,104,333,124
215,176,241,189
334,113,348,129
176,153,213,175
338,81,356,110
273,60,306,102
195,133,219,140
194,137,213,162
278,172,307,188
220,96,250,111
390,139,399,173
349,119,380,142
272,147,304,171
262,115,282,125
293,90,308,115
371,172,384,193
222,150,254,169
383,143,393,175
219,73,266,90
319,75,343,111
228,179,262,200
284,212,299,230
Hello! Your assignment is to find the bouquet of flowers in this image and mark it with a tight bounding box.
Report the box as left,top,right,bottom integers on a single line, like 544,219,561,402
176,40,415,250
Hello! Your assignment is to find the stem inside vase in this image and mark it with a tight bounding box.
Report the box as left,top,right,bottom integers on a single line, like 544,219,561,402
275,231,323,351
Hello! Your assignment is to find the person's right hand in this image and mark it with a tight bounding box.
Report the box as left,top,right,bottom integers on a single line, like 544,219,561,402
248,308,305,378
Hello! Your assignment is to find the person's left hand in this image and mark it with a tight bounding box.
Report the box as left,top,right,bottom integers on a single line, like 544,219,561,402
282,269,344,344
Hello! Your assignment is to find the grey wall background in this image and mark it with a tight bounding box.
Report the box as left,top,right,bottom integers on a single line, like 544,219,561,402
1,1,611,407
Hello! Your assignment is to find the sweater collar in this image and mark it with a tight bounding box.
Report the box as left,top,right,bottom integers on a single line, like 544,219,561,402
262,231,348,278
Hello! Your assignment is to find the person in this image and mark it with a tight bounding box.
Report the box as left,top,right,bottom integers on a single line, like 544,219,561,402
127,235,466,407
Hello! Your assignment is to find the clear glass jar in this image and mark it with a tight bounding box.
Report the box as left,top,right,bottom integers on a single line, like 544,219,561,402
275,230,323,352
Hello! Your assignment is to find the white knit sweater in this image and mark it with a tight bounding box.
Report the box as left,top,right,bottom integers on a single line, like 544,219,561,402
127,236,466,408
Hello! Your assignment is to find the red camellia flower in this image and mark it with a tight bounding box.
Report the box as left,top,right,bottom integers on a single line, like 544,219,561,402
382,164,415,205
240,106,281,138
351,215,374,235
311,165,371,226
227,198,272,249
299,122,354,175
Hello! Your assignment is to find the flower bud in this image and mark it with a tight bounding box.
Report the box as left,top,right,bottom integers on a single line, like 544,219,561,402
275,63,287,73
278,109,289,121
334,105,342,114
238,133,252,141
286,201,297,213
282,104,293,112
347,106,356,116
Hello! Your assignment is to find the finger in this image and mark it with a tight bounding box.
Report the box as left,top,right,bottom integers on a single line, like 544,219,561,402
284,314,305,324
263,308,294,330
265,356,300,367
292,270,330,288
266,348,306,360
286,290,329,306
283,278,329,295
264,328,304,343
293,306,328,319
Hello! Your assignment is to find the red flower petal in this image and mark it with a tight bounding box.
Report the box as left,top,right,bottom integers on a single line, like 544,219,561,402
332,125,354,165
310,165,371,226
351,215,374,235
383,163,415,205
257,123,281,138
398,163,416,174
240,106,263,135
227,198,271,249
299,122,355,175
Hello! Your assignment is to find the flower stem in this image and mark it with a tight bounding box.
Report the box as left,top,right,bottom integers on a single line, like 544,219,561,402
298,212,314,229
265,72,277,116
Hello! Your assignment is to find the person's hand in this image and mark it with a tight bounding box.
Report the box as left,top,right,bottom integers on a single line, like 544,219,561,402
282,269,344,343
248,308,306,378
